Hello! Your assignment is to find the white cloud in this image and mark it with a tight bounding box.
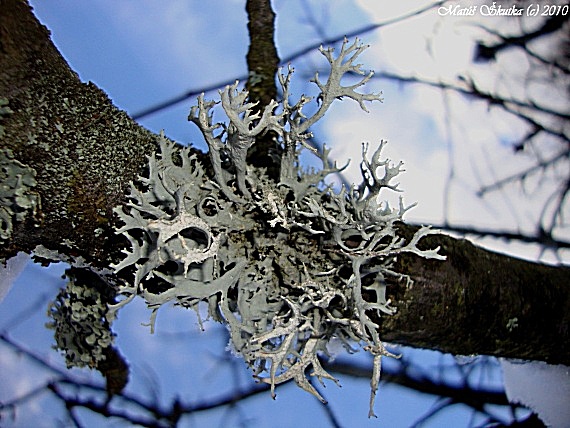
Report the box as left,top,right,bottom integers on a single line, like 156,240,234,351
502,360,570,428
314,1,568,262
356,0,479,79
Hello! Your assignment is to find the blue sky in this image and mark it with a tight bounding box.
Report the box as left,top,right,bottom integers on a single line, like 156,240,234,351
1,1,568,426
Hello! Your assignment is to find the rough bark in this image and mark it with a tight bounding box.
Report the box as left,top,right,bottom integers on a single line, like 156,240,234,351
245,0,279,108
383,226,570,365
0,0,159,265
244,0,282,180
1,0,569,365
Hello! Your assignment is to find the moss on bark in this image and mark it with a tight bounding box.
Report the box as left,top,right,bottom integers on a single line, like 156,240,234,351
0,0,157,263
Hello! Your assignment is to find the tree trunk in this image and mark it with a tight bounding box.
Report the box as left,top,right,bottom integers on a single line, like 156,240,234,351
1,0,569,365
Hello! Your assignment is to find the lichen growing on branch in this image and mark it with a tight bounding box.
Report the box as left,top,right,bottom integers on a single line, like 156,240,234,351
1,98,40,246
112,38,445,417
0,148,39,244
47,274,114,369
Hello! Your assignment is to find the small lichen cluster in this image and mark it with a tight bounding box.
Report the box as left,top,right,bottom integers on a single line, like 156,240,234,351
0,97,13,138
112,38,444,417
2,98,39,243
0,147,39,243
47,275,114,369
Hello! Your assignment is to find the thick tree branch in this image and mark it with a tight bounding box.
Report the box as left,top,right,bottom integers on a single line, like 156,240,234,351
409,222,570,251
381,225,570,365
245,0,279,108
0,0,162,263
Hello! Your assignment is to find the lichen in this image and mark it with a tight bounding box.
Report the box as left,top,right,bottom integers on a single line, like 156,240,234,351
3,64,157,260
0,147,39,243
0,97,13,138
47,273,114,369
112,38,445,417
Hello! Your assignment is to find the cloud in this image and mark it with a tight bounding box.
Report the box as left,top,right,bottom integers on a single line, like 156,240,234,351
356,0,478,79
309,3,567,262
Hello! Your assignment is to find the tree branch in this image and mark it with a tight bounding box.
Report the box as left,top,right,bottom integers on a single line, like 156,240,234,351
132,1,448,120
381,225,570,365
475,14,569,62
244,0,282,180
0,0,179,263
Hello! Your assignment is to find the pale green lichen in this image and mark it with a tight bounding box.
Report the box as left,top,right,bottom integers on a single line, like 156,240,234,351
507,317,519,332
112,38,445,417
47,275,114,369
0,147,39,243
0,97,13,138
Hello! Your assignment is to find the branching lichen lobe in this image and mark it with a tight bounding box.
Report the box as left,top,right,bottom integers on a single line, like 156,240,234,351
113,39,444,417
